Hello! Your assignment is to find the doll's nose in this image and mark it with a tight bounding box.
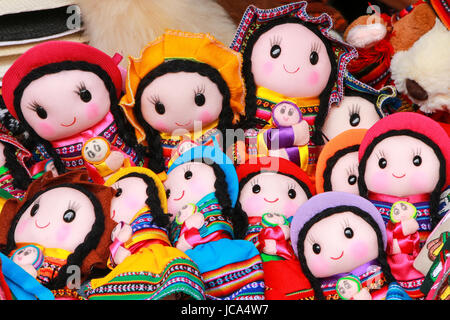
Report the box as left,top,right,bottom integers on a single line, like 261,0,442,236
406,79,428,101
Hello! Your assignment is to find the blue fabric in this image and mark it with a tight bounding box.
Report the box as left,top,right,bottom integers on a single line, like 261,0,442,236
186,238,260,274
385,282,412,300
0,252,54,300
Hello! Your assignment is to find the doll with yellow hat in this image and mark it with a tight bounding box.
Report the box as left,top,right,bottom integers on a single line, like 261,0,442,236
119,30,246,175
82,166,205,300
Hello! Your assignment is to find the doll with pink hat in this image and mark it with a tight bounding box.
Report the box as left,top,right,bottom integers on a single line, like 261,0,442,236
358,112,450,298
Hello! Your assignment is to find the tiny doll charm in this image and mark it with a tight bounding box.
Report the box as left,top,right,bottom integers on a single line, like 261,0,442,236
172,203,205,252
11,244,44,278
257,213,295,261
336,275,372,300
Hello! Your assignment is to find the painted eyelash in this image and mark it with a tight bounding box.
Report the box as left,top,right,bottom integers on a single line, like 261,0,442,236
348,104,361,117
27,101,42,112
147,94,161,106
270,35,282,47
375,149,386,160
250,178,259,187
346,164,358,177
183,164,192,173
310,41,321,53
67,200,81,212
341,217,351,230
412,148,422,157
74,81,87,95
307,234,318,245
194,84,206,95
287,183,296,190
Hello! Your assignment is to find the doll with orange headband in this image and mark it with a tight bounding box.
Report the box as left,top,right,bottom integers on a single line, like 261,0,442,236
119,30,246,175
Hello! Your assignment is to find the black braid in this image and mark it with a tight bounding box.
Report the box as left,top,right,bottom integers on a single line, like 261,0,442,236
3,142,33,190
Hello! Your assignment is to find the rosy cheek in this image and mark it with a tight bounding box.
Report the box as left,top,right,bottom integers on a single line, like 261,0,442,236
56,225,71,243
85,103,99,119
125,196,141,213
283,200,299,218
190,180,209,196
367,170,390,191
38,122,55,137
307,254,330,277
348,240,369,262
410,170,434,192
308,71,319,86
199,110,214,123
154,120,169,133
263,61,274,76
15,219,30,236
242,195,266,217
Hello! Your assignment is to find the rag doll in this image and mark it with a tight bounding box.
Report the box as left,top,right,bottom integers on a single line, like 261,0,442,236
164,143,265,300
358,112,450,297
336,275,372,300
82,166,205,300
81,137,134,184
119,30,246,175
230,1,358,180
0,127,33,199
0,170,117,300
235,156,315,299
30,159,59,180
1,40,140,175
315,129,367,195
291,191,406,300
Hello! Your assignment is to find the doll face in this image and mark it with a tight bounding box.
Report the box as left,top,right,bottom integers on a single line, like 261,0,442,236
262,212,286,227
20,70,111,141
251,23,331,98
321,96,380,142
172,203,197,224
0,143,5,167
303,211,379,278
12,245,39,266
329,151,360,195
44,160,59,177
14,187,97,253
140,72,223,133
364,135,441,197
83,138,109,163
272,102,301,127
390,201,416,223
239,172,309,218
164,162,216,214
336,278,360,299
110,176,148,224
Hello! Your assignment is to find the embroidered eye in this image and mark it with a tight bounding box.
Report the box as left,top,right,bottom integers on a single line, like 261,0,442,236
184,170,193,180
63,209,76,223
413,155,422,167
115,188,122,197
280,107,286,114
76,82,92,103
344,227,354,239
30,203,39,217
252,184,261,194
309,51,319,65
288,189,296,199
312,243,321,254
378,158,387,169
270,45,281,59
348,175,357,185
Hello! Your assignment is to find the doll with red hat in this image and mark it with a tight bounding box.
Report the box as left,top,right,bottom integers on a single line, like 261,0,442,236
358,112,450,298
230,1,359,180
235,156,315,299
1,41,140,175
0,125,33,199
0,170,117,299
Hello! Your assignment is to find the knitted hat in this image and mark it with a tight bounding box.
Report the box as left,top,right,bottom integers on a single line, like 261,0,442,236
358,112,450,190
290,191,387,258
167,142,239,207
230,1,358,108
236,156,315,197
0,170,117,279
2,40,123,120
104,166,168,213
315,129,367,194
119,29,246,143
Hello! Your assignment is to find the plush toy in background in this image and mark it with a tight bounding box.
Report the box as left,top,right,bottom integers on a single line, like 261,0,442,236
164,143,265,300
235,156,315,300
315,129,367,195
119,30,246,175
258,101,310,170
230,1,359,181
358,112,450,297
82,137,134,184
83,167,205,300
336,275,372,300
290,191,406,300
0,170,116,299
30,159,59,180
0,126,33,199
1,41,140,175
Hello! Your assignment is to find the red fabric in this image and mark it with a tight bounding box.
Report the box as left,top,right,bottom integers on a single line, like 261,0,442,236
0,260,12,300
236,156,315,195
257,226,296,260
358,112,450,188
263,259,314,300
2,41,123,119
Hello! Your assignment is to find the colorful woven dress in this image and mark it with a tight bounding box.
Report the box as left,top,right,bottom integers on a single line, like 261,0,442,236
169,193,265,300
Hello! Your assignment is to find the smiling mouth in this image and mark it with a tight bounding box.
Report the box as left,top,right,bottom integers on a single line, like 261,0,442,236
61,117,77,127
264,197,279,203
174,190,185,201
330,251,344,260
392,173,406,179
175,120,192,127
35,220,50,229
283,64,300,74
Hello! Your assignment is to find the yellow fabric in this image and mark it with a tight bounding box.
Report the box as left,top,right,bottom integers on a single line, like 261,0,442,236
119,30,246,143
104,167,168,212
255,86,320,129
89,243,191,289
15,243,71,260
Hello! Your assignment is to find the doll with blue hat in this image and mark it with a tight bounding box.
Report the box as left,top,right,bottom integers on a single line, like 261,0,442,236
164,140,265,300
